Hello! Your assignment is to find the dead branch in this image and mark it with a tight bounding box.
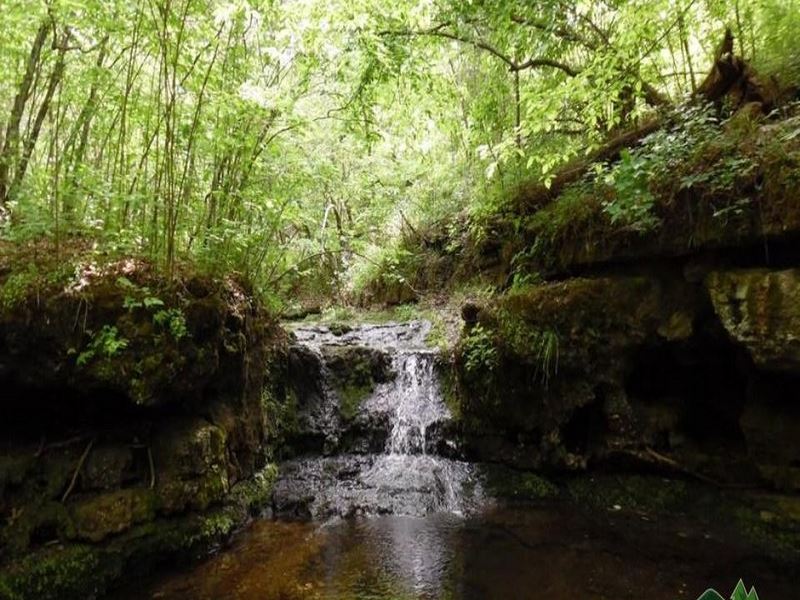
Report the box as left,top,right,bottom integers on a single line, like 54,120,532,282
61,437,95,502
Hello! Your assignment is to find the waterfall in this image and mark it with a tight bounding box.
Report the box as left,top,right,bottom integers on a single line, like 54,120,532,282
275,321,483,519
386,351,448,455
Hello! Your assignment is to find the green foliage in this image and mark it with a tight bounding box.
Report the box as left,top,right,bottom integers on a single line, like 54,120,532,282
600,149,658,233
118,276,186,340
118,277,164,311
153,308,188,341
262,387,300,457
76,325,128,367
0,267,39,312
0,0,795,305
461,324,499,375
500,316,559,386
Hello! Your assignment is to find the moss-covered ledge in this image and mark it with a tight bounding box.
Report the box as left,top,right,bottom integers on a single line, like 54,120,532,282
0,465,277,600
0,248,290,600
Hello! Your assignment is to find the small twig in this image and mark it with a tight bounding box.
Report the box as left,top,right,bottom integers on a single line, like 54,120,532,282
61,437,95,502
34,435,46,458
621,447,755,489
147,445,156,489
38,435,87,455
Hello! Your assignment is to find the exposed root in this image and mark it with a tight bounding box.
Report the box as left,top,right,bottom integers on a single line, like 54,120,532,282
616,447,756,490
147,444,156,489
61,437,95,502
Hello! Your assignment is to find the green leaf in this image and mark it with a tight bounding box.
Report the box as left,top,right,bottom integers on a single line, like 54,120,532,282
143,297,165,308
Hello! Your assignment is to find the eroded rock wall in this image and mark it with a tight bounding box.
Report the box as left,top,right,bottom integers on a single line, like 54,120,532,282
454,265,800,492
0,257,286,600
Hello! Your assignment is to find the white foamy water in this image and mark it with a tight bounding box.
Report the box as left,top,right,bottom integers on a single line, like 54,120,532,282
277,321,483,518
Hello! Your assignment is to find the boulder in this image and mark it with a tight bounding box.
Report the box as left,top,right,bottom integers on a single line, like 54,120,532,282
70,489,157,543
706,268,800,371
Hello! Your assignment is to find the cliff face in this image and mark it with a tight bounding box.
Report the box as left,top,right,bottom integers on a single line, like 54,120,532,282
454,266,800,490
446,108,800,494
0,251,286,600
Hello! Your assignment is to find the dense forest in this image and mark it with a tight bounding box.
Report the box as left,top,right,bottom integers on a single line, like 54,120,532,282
2,2,800,600
0,0,797,308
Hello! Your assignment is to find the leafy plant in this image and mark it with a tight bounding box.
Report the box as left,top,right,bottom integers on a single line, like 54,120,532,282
601,149,659,233
76,326,128,366
153,308,188,341
118,277,164,311
462,324,499,375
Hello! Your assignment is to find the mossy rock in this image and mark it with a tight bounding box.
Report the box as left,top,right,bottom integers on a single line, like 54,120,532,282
0,545,118,600
566,474,800,565
482,466,559,501
0,464,278,600
707,268,800,371
320,345,394,420
70,489,158,543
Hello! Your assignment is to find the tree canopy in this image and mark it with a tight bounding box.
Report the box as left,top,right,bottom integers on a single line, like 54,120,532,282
0,0,798,307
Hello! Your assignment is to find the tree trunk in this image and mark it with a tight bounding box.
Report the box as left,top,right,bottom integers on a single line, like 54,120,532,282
8,30,69,203
0,22,49,206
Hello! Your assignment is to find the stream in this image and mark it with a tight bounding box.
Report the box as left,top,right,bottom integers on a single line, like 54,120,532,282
117,322,798,599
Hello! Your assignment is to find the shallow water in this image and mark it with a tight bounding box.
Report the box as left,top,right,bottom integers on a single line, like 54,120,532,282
119,322,797,599
121,504,797,600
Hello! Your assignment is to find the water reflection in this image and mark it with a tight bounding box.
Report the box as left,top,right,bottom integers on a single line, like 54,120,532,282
119,506,798,600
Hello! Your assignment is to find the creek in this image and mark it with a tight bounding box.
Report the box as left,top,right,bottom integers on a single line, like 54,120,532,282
117,322,798,599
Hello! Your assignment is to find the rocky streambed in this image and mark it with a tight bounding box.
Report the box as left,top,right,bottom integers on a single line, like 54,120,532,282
1,252,800,599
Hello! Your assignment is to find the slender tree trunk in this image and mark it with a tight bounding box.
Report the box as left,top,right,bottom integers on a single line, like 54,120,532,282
9,29,69,203
514,69,522,149
0,22,49,206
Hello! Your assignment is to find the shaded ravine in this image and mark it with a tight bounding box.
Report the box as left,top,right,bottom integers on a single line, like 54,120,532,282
113,320,800,600
274,321,483,519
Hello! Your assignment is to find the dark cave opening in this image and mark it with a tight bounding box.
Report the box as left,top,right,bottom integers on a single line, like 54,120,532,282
624,319,752,456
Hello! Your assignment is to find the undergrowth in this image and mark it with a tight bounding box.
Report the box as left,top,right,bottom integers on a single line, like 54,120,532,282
505,102,800,274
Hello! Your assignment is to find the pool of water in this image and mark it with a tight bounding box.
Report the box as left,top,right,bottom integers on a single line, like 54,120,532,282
120,503,797,600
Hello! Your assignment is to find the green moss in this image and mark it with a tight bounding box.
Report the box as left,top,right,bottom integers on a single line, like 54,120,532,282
2,501,76,556
0,261,73,314
566,474,691,514
437,359,461,420
228,464,278,515
0,463,280,600
264,386,301,452
322,345,392,421
70,489,158,543
566,474,800,564
483,467,559,501
338,383,372,420
0,454,35,491
0,545,119,600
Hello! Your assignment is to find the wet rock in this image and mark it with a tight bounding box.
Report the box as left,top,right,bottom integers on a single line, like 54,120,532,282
707,268,800,371
153,418,230,513
740,382,800,491
81,445,133,491
320,344,394,420
273,455,482,520
70,489,157,543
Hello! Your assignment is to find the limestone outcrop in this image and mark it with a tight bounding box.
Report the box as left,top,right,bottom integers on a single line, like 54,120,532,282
0,255,286,600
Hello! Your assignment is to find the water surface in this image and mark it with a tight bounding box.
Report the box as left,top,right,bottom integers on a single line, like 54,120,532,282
125,504,797,600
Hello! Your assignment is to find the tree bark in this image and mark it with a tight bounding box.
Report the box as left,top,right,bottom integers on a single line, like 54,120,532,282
0,22,50,205
8,29,70,203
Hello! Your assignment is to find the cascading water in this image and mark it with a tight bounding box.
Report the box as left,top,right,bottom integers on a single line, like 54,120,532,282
273,321,483,519
386,350,447,455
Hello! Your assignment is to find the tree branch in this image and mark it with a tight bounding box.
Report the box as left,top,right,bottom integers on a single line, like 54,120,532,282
380,26,516,69
512,58,580,77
